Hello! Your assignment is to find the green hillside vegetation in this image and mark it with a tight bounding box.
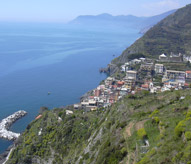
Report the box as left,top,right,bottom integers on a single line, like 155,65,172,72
7,89,191,164
113,4,191,65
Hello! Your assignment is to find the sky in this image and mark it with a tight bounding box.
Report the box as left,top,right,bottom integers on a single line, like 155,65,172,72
0,0,190,23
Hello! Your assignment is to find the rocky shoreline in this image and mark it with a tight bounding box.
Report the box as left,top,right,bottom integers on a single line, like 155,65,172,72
103,63,119,75
0,144,14,164
0,110,27,141
0,110,27,163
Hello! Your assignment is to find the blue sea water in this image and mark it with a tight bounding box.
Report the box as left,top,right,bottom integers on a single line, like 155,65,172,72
0,22,140,153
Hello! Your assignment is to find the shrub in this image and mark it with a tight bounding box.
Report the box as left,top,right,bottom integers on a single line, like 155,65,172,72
120,147,127,156
149,109,159,118
174,120,186,137
137,156,149,164
159,121,165,127
185,131,191,141
182,144,191,161
186,110,191,119
25,138,32,145
147,148,156,156
137,128,147,139
172,152,183,163
128,95,137,99
153,117,160,124
119,121,127,129
84,152,89,160
142,90,150,96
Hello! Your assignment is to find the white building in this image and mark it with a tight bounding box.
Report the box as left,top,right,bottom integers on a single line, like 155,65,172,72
121,65,126,72
139,58,146,62
159,54,168,61
66,110,74,115
155,64,164,74
126,70,137,80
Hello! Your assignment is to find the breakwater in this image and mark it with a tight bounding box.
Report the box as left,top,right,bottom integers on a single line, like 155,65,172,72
0,110,27,141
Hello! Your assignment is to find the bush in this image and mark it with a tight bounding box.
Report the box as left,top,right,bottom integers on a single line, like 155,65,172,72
120,147,127,156
142,90,150,96
186,110,191,119
84,152,89,160
119,121,127,129
174,120,186,137
137,128,147,139
153,117,160,124
149,109,159,118
137,156,150,164
185,131,191,141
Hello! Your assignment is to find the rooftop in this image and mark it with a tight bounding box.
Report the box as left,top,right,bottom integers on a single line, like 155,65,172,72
141,84,149,88
155,64,164,66
160,54,167,57
166,70,186,73
126,70,137,73
117,81,125,85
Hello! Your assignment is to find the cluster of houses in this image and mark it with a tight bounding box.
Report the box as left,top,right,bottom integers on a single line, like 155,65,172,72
162,70,191,91
74,72,137,111
74,53,191,111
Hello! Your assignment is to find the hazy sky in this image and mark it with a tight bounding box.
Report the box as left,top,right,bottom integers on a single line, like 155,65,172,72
0,0,190,22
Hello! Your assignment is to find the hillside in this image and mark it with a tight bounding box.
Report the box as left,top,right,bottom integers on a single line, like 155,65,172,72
69,10,176,31
6,89,191,164
112,4,191,65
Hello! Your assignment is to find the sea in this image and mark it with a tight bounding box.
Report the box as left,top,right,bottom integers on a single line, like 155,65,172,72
0,22,140,153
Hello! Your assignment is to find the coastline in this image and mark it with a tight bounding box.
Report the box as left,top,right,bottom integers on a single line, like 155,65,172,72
0,110,27,141
2,146,14,164
0,23,139,158
0,144,14,164
0,111,27,163
0,22,141,162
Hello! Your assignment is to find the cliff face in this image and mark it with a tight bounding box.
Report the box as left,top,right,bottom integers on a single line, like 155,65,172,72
7,89,191,164
113,4,191,65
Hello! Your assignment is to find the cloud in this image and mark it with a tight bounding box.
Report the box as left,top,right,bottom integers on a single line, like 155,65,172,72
142,0,181,16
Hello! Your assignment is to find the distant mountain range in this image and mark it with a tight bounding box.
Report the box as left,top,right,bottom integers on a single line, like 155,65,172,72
112,4,191,65
69,10,176,32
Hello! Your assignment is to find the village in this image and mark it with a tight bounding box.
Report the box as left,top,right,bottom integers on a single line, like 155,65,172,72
73,53,191,111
